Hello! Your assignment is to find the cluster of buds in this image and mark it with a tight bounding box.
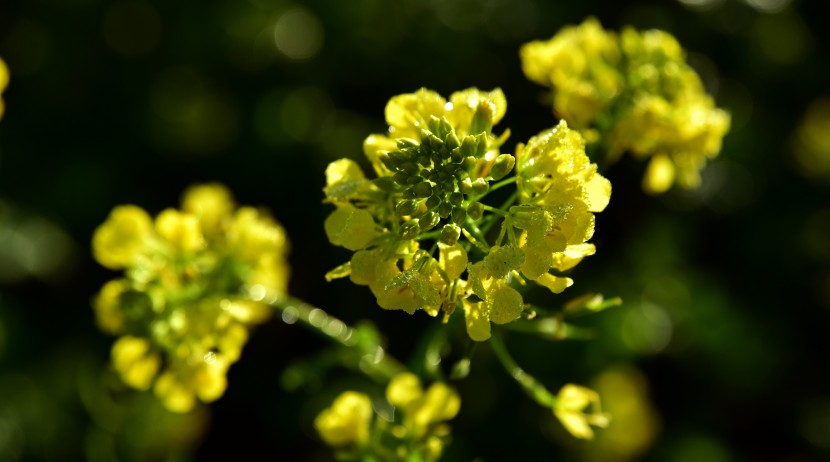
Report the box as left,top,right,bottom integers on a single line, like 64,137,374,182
92,184,289,412
315,372,460,461
521,17,730,193
324,88,610,342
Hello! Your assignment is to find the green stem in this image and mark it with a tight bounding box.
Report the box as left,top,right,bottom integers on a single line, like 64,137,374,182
263,292,406,381
489,330,557,408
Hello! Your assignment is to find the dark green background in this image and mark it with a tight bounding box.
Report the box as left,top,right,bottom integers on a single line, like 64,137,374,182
1,0,829,460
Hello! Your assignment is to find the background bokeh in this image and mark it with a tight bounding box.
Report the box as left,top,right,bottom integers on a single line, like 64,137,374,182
1,0,830,460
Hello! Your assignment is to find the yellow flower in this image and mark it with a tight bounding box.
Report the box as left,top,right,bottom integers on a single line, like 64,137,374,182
92,205,156,269
314,391,373,447
554,384,610,440
386,372,460,439
514,121,610,286
93,184,289,412
111,336,161,391
520,19,730,194
520,17,623,128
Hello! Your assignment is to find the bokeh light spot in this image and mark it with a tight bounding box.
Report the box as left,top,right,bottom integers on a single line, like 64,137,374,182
273,7,324,61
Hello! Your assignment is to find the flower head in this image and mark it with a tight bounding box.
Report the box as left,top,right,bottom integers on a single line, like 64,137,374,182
520,18,730,193
92,183,289,412
554,384,610,440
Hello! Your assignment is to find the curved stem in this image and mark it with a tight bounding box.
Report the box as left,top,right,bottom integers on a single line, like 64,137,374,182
259,290,406,381
489,330,557,408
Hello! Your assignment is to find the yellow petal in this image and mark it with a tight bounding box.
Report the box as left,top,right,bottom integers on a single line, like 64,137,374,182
181,183,235,235
323,205,376,251
413,382,461,429
462,299,491,342
643,153,675,194
585,172,612,212
489,285,524,324
439,242,468,280
314,391,373,447
386,372,423,409
92,205,154,269
155,371,196,413
93,279,128,334
155,209,205,252
385,88,447,137
535,273,574,294
111,336,160,390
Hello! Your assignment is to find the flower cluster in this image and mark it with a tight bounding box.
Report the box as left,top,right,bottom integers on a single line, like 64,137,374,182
324,88,610,341
521,17,730,194
92,183,289,412
315,372,460,461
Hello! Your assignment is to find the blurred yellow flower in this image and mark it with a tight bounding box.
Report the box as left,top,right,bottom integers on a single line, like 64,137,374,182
0,57,8,119
554,383,610,440
521,18,730,193
314,391,373,447
92,183,290,412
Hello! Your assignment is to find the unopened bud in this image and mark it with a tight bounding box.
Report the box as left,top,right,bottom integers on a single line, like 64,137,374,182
419,211,440,231
413,181,432,198
440,223,461,245
400,220,420,240
395,199,418,216
467,201,484,220
451,207,466,225
489,154,515,180
471,178,489,195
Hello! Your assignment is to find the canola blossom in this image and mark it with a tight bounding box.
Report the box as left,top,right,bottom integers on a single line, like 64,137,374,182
521,18,730,193
324,88,610,341
315,372,460,461
92,183,290,412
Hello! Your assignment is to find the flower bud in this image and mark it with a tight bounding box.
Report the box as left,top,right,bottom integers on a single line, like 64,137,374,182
462,156,476,172
400,220,420,240
426,194,442,210
396,199,418,216
489,154,515,180
440,223,461,245
449,192,464,206
373,177,400,192
413,181,433,198
471,178,489,195
460,135,477,159
438,202,453,219
451,206,466,225
470,100,495,136
460,178,473,194
419,211,440,231
467,201,483,220
397,138,419,150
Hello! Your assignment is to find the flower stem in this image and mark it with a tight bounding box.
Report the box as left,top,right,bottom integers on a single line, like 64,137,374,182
490,330,557,407
258,289,406,381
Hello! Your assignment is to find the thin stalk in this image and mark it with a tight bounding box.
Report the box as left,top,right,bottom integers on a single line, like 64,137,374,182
489,330,557,408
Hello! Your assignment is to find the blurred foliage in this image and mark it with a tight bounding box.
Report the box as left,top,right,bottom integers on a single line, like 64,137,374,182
1,0,829,460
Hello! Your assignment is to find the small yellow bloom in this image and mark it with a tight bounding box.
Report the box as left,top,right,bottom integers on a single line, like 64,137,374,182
181,183,235,237
111,336,160,391
464,260,525,341
0,57,8,119
386,373,460,439
554,384,610,440
92,205,155,269
155,209,205,252
314,391,373,447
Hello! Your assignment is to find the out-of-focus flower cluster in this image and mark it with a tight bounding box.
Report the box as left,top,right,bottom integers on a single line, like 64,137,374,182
92,183,290,412
323,88,610,341
521,17,730,194
314,372,460,461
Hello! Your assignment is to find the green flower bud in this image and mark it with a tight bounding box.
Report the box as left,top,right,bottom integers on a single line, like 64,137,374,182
462,156,476,172
406,175,422,185
428,134,443,151
451,148,463,163
389,150,408,164
449,192,464,206
400,220,420,240
440,223,461,245
378,154,396,170
426,194,441,210
475,133,489,156
428,171,441,182
393,172,409,185
446,132,461,150
471,178,489,195
428,116,442,135
396,199,418,216
401,162,419,175
460,135,477,158
470,100,495,136
438,202,453,219
467,201,484,220
439,117,453,138
489,154,515,181
451,206,466,225
402,188,417,199
397,138,419,150
413,182,432,198
460,178,473,194
419,211,439,231
417,156,431,167
440,180,455,193
374,177,400,192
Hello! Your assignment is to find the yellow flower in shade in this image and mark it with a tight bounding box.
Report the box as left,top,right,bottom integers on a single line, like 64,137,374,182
520,18,730,194
554,383,610,440
92,183,289,412
314,391,373,447
0,57,8,119
463,255,525,342
514,121,610,288
386,372,460,446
